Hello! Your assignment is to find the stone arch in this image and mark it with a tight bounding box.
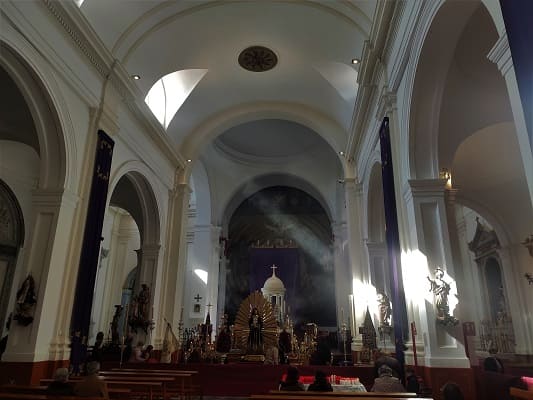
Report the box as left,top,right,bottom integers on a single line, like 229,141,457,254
108,163,162,247
0,40,72,190
179,102,348,182
404,1,508,181
0,179,25,333
221,173,333,228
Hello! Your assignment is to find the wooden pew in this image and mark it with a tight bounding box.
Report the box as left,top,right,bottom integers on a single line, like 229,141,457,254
108,368,202,399
1,384,130,399
0,394,104,400
511,387,533,400
41,378,163,400
100,372,196,399
268,391,418,398
250,395,429,400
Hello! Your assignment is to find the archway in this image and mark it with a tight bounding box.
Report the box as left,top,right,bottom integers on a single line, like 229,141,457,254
407,1,532,355
89,170,161,344
0,179,25,338
223,185,335,334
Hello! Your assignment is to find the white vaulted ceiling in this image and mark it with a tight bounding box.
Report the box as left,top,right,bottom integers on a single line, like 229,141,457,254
78,0,375,157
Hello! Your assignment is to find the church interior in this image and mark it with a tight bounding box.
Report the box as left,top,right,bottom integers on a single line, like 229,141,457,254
0,1,532,400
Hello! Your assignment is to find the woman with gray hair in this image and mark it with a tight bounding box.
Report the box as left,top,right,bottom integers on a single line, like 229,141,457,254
73,361,109,399
46,367,74,395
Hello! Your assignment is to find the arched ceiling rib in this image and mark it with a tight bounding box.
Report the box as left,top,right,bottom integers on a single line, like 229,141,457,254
79,1,373,151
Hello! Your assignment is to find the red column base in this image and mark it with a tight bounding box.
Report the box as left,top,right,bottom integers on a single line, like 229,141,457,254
0,360,69,385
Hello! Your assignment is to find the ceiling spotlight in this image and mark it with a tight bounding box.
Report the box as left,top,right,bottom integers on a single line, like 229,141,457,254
351,58,360,65
187,159,192,163
132,74,141,80
339,151,345,156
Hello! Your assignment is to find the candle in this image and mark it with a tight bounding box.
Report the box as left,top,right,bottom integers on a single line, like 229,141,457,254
341,307,344,322
179,307,184,321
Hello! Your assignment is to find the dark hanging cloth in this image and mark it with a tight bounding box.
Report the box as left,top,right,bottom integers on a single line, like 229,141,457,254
500,0,533,153
71,130,114,335
379,117,408,382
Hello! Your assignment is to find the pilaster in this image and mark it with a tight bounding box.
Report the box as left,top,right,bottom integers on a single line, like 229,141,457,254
156,181,190,345
343,178,370,351
406,179,469,368
3,188,79,364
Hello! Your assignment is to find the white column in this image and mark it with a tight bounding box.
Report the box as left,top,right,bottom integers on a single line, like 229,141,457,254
343,179,370,351
332,221,351,329
156,182,190,345
405,179,469,368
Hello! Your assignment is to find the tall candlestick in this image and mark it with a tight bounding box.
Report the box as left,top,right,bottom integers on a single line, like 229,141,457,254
180,306,184,321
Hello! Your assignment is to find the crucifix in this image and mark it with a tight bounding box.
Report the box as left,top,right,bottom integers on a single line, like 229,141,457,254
270,264,278,274
194,294,202,303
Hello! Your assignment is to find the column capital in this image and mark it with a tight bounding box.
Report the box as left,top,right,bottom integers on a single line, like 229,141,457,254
344,178,364,195
331,220,348,235
444,188,460,205
375,89,397,120
31,188,79,208
487,33,513,76
170,183,191,199
408,178,447,198
140,243,161,256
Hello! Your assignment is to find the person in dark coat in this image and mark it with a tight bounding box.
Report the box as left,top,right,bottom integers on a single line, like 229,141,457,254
308,370,333,392
46,368,74,396
279,366,305,391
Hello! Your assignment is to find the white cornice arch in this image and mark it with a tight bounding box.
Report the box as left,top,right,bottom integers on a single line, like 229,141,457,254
1,29,76,191
108,160,164,246
116,0,371,62
220,173,333,228
179,101,348,182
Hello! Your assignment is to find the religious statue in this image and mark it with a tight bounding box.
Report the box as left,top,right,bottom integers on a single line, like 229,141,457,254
377,292,392,326
427,268,458,326
110,305,123,344
278,326,292,364
248,307,263,353
13,275,37,326
136,284,150,321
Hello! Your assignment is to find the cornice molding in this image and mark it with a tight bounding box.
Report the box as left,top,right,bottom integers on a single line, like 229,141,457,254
211,135,324,167
375,89,397,121
487,33,512,76
408,178,447,198
346,0,396,162
41,0,184,170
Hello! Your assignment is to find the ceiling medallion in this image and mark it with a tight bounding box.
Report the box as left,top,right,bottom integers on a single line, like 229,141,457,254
238,46,278,72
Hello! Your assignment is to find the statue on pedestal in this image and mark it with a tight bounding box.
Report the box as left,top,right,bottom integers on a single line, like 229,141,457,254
427,268,458,326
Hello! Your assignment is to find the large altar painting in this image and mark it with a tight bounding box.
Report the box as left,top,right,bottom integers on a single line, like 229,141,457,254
225,186,336,330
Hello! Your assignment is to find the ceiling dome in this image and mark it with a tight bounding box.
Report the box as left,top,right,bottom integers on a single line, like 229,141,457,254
263,269,285,292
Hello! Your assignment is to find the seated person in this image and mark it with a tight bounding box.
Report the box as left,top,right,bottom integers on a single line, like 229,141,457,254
441,382,464,400
371,365,406,393
405,367,420,394
73,360,109,399
46,368,74,396
142,344,157,363
279,366,305,391
374,354,402,378
307,370,333,392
